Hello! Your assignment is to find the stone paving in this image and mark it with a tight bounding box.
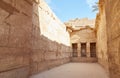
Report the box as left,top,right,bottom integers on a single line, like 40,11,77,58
30,63,109,78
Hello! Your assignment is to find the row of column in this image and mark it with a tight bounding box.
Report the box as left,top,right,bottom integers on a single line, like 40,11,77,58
77,42,91,57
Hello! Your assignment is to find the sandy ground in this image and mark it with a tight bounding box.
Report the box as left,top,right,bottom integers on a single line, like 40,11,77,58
30,63,109,78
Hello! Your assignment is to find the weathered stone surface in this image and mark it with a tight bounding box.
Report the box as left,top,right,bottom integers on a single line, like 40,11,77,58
95,4,109,71
0,47,30,72
0,67,29,78
0,8,9,24
106,0,120,77
0,23,9,46
0,0,71,77
31,0,71,74
0,0,32,77
95,0,120,78
65,18,95,28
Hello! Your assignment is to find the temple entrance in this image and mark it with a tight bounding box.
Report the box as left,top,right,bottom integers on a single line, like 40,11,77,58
81,43,86,57
90,43,96,57
72,43,78,57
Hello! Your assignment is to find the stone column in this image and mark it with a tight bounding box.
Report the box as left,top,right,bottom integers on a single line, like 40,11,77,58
77,43,81,57
87,42,90,57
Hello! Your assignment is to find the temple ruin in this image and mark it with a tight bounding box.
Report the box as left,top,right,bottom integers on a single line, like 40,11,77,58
0,0,120,78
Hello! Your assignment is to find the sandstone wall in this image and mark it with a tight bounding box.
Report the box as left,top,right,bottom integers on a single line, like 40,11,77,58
105,0,120,78
95,1,109,72
31,0,72,75
71,28,96,43
96,0,120,78
0,0,72,77
0,0,33,78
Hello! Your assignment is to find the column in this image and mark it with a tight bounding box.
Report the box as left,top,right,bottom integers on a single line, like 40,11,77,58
77,43,81,57
87,42,90,57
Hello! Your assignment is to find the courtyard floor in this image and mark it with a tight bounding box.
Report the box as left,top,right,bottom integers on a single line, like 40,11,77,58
30,63,109,78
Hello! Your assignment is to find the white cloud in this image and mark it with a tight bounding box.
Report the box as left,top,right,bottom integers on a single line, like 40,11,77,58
86,0,98,9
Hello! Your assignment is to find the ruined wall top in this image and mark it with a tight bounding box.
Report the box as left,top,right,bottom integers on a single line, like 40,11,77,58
65,18,95,31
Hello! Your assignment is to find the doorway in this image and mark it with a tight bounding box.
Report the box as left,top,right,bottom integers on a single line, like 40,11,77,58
90,43,96,57
81,43,86,57
72,43,78,57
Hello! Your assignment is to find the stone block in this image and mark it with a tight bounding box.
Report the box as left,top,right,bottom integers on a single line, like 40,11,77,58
32,14,39,26
0,47,30,72
37,61,48,73
5,13,32,48
33,3,39,15
45,52,57,60
30,63,38,75
15,0,32,17
0,8,9,24
0,23,9,46
0,67,29,78
3,0,15,6
31,50,44,62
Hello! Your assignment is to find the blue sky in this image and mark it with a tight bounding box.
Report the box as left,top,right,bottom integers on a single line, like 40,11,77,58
45,0,98,22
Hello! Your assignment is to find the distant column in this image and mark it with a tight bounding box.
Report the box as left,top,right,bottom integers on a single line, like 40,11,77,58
87,42,90,57
77,43,81,57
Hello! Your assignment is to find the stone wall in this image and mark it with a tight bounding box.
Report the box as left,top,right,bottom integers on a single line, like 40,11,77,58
105,0,120,78
0,0,72,77
70,27,96,44
0,0,33,78
31,0,71,75
95,0,109,72
96,0,120,78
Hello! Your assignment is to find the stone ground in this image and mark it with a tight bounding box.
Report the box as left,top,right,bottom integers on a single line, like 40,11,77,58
30,63,109,78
